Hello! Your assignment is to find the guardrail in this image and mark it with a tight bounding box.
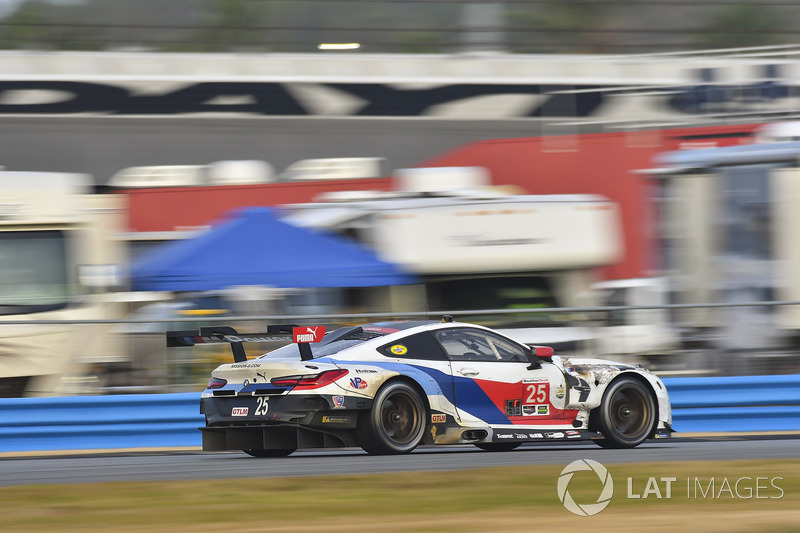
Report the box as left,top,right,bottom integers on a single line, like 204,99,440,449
1,375,798,453
0,393,203,453
662,374,800,434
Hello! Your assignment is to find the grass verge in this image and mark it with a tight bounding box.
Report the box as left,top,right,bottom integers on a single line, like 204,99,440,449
3,459,798,532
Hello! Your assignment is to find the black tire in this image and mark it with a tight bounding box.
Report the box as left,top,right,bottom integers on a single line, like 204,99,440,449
594,376,656,449
474,443,521,452
243,448,295,457
357,381,427,455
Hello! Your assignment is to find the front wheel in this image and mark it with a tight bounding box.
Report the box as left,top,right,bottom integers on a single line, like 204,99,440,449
243,448,295,457
594,376,656,449
357,381,427,455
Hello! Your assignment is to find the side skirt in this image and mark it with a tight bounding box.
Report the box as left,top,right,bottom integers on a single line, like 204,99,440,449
489,428,599,443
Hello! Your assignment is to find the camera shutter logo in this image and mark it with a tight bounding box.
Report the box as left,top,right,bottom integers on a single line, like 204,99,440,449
557,459,614,516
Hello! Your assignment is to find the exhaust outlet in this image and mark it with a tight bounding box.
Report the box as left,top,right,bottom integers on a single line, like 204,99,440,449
461,430,488,441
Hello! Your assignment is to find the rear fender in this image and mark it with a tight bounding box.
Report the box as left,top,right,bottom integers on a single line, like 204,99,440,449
332,361,457,418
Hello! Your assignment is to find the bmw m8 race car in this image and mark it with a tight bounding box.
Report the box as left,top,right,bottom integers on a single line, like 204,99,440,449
168,317,672,457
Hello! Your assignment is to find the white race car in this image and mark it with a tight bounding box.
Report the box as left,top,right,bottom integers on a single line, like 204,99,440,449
168,317,672,456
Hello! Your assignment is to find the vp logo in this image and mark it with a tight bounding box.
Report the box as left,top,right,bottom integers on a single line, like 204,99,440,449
349,377,368,389
557,459,614,516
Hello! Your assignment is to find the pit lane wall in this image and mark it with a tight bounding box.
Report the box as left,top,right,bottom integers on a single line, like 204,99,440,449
1,375,799,453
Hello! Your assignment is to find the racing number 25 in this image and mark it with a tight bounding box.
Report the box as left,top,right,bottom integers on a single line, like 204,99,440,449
525,383,548,404
255,397,269,415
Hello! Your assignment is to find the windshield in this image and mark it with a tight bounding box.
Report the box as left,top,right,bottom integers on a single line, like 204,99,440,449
0,230,72,313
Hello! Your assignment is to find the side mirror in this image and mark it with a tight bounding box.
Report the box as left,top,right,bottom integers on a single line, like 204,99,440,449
534,346,554,359
526,345,554,370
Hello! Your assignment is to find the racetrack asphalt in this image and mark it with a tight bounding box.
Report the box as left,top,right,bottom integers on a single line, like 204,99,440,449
1,434,798,486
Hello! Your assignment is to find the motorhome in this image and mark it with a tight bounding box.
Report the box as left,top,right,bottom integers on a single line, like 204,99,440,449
0,172,127,396
284,167,624,334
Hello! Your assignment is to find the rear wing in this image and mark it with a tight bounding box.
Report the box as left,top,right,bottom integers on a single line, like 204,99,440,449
166,325,326,362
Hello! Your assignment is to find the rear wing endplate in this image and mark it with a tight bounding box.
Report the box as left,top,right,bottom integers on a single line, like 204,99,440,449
166,325,325,362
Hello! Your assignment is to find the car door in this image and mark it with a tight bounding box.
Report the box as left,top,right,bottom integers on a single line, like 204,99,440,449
436,327,573,426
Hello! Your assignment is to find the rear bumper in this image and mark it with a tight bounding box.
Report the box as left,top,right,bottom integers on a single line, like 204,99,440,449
201,393,370,424
201,423,360,451
200,394,370,451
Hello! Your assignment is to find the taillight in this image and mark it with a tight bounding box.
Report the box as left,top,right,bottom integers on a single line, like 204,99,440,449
207,377,228,389
271,369,349,390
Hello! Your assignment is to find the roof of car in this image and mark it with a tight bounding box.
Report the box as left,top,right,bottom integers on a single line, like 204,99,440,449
361,321,438,332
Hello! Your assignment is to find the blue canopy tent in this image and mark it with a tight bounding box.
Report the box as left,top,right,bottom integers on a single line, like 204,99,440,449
130,207,417,291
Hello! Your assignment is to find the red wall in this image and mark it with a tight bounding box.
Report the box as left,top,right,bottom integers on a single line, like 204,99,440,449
417,124,760,280
120,123,761,281
120,178,394,233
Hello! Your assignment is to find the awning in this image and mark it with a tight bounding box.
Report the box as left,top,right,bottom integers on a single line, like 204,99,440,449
130,207,417,291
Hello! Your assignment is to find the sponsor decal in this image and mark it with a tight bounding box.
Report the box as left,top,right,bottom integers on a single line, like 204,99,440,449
389,344,408,355
349,377,368,389
546,432,565,439
523,378,548,384
231,407,248,416
362,326,400,334
356,369,377,374
332,395,345,408
231,363,261,369
494,430,542,441
556,385,565,399
322,415,351,424
221,335,286,343
522,404,550,416
431,413,447,423
292,326,325,343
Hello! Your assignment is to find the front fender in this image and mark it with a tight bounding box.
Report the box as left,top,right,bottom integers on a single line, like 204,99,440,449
554,357,672,429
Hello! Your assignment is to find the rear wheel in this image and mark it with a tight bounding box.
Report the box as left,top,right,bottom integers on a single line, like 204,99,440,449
243,448,295,457
358,381,427,455
474,443,521,452
594,376,656,449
